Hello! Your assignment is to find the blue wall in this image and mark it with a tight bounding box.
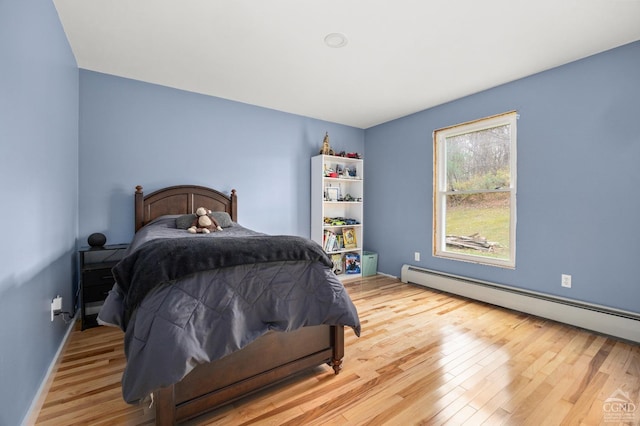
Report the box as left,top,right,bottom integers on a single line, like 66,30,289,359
364,41,640,314
0,0,79,424
78,71,364,245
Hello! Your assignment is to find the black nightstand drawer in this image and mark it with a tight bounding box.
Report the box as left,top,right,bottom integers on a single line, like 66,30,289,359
82,269,115,288
83,282,114,303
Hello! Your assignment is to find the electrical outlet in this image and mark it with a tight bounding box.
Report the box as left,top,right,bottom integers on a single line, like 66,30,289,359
51,295,62,321
414,252,421,262
561,274,572,288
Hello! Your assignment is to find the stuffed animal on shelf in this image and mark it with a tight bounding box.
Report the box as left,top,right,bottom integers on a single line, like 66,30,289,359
187,207,223,234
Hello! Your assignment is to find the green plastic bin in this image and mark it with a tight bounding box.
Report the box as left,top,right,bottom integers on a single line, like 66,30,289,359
362,251,378,277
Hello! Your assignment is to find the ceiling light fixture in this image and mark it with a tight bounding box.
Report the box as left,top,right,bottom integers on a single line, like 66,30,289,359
324,32,348,48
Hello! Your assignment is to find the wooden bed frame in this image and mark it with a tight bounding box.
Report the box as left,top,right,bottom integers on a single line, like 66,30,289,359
133,185,345,425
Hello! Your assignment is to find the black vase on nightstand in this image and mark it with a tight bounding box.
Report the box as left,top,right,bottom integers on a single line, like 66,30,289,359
87,233,106,247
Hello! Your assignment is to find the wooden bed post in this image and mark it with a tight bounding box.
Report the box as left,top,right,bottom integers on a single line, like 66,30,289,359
154,385,176,426
230,189,237,222
134,185,144,232
330,325,345,374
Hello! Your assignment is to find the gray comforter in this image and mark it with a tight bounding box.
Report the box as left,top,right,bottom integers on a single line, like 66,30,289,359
98,216,361,403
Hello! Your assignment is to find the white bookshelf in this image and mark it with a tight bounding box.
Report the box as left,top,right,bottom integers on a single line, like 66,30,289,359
311,154,363,279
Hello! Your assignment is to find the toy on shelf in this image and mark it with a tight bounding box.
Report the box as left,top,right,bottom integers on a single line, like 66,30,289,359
319,132,334,155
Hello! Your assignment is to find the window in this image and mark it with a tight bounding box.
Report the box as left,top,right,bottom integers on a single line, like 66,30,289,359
433,111,517,268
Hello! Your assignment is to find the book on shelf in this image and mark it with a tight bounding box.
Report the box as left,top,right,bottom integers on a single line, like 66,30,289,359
342,227,357,249
331,254,344,274
323,230,335,252
344,252,361,274
323,230,347,252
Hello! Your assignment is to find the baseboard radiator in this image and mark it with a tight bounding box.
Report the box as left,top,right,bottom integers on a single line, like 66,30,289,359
401,264,640,343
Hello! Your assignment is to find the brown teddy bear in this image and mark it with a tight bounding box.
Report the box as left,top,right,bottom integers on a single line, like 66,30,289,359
187,207,223,234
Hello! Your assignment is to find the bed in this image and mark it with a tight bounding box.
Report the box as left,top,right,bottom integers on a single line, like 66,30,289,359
98,185,361,425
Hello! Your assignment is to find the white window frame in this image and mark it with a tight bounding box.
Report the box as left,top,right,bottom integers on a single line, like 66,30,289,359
433,111,517,268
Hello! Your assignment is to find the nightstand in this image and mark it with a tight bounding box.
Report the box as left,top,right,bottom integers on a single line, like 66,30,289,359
79,244,128,330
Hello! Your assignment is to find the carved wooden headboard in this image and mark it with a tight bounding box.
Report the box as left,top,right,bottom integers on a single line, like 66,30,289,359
134,185,237,232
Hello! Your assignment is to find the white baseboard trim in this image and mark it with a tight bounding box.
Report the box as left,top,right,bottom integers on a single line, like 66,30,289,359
401,264,640,343
375,271,398,279
22,315,77,426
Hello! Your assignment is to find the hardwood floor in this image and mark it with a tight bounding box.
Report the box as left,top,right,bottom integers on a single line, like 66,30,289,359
35,275,640,425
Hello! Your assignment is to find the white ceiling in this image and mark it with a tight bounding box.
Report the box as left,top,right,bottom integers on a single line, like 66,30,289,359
53,0,640,129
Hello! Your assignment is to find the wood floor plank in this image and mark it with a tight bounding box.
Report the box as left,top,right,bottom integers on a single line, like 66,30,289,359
34,275,640,425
